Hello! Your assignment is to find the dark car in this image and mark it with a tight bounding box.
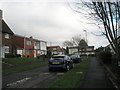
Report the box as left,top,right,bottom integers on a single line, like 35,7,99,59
48,55,74,71
70,54,81,63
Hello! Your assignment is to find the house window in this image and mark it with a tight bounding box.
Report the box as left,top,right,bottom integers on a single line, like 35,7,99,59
53,48,57,50
5,33,10,39
4,46,9,53
26,50,31,54
40,42,46,50
35,42,39,49
26,41,32,46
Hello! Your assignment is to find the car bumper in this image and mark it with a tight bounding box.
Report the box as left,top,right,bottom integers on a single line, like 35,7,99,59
49,64,66,69
72,59,80,63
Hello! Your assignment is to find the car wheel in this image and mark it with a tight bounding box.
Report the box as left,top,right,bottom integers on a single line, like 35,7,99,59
65,65,70,71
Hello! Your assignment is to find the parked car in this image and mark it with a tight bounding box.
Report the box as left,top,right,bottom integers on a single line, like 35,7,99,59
48,55,74,71
70,54,82,63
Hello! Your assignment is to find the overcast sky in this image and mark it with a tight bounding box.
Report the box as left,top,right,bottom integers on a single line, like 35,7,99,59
0,0,109,48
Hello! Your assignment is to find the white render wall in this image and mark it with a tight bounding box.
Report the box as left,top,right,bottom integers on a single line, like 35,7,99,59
40,41,47,50
69,48,78,54
118,20,120,37
34,41,40,49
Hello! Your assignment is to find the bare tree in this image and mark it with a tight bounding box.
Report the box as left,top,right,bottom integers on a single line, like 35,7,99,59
71,0,120,58
63,41,74,47
63,34,82,47
71,34,83,46
63,34,88,47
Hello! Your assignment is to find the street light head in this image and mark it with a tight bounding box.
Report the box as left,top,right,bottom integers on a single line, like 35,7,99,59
83,30,87,43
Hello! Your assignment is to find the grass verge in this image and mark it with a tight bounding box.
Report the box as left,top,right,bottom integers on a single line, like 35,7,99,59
47,57,91,88
3,61,48,75
2,57,45,65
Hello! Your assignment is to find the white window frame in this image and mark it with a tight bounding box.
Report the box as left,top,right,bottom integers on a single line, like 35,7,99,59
53,48,57,50
40,42,46,50
26,41,32,46
5,33,10,39
4,46,9,53
26,49,31,54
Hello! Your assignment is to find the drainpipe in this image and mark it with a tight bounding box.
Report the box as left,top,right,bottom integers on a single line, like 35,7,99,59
24,37,25,57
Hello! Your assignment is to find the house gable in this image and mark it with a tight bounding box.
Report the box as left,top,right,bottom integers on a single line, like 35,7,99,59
2,20,14,35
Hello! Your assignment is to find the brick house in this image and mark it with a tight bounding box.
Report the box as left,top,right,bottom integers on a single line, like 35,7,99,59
13,35,34,58
0,20,14,58
13,35,24,55
13,35,47,58
47,46,65,55
24,37,34,58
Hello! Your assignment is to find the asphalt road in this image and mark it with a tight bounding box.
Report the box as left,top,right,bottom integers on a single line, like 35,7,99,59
2,57,116,89
2,65,65,88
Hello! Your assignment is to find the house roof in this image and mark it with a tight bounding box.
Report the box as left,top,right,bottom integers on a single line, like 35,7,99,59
88,46,94,48
68,46,94,49
2,20,14,35
47,46,60,48
68,46,79,49
33,38,47,43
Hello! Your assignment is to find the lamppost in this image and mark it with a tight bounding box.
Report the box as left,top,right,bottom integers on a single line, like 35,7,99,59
83,30,87,43
83,30,88,56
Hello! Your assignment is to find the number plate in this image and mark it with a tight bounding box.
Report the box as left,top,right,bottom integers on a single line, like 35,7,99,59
52,62,60,64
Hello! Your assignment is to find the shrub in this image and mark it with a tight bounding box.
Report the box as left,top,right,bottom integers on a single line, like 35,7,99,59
37,56,40,59
98,51,112,64
15,54,21,57
88,54,95,57
27,55,29,58
5,54,21,58
5,54,15,58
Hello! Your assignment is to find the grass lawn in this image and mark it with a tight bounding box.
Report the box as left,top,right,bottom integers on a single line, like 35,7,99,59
3,61,48,75
46,57,92,88
2,57,46,66
2,57,48,75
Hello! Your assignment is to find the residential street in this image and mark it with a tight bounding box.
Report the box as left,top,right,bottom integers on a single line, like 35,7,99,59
1,1,120,89
2,57,116,89
82,57,115,88
2,65,64,88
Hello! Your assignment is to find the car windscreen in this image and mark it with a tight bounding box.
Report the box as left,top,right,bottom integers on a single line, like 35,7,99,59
52,56,65,60
71,55,77,58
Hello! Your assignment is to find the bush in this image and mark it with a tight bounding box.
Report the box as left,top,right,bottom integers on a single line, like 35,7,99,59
98,51,112,64
5,54,21,58
88,54,95,57
5,54,15,58
37,56,40,59
15,54,21,57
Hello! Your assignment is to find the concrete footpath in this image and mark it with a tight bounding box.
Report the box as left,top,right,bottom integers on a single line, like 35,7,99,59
82,57,116,88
